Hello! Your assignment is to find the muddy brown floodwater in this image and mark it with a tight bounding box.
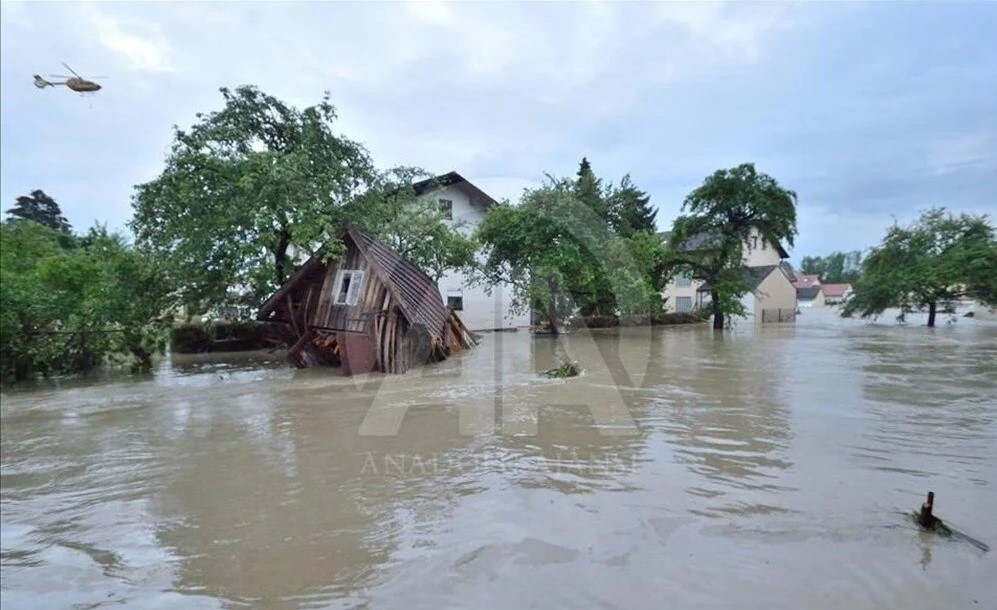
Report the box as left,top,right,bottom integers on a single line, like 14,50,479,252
2,309,996,608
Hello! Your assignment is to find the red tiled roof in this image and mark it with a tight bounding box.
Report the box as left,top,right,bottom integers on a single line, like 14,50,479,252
794,273,821,288
821,283,851,297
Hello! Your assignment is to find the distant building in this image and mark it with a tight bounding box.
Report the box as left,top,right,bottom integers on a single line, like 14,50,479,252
660,227,797,323
696,265,798,323
796,285,824,308
793,272,823,307
412,172,530,332
820,283,852,305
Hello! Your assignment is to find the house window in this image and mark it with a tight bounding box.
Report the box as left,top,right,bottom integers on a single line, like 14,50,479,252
333,270,364,306
675,297,693,312
750,236,758,250
675,274,692,287
447,289,463,311
438,198,453,220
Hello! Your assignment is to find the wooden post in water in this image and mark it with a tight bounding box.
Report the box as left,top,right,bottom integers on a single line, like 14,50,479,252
919,491,935,527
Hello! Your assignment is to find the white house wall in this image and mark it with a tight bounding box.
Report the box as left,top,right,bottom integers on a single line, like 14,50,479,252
753,268,798,321
662,228,783,312
742,227,784,267
425,184,530,331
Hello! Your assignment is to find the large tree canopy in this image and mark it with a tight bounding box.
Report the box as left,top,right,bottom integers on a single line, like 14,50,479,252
842,208,997,327
7,189,72,234
133,86,475,314
475,176,664,334
665,163,798,330
132,86,377,312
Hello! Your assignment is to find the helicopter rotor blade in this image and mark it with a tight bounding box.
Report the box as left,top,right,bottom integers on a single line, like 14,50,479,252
62,62,81,78
52,74,108,80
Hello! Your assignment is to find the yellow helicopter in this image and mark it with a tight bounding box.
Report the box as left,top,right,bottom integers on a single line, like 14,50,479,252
34,63,104,93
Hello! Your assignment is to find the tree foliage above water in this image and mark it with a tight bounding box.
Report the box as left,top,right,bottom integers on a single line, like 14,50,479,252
1,221,172,381
475,168,665,334
800,250,863,283
132,86,475,313
664,163,798,330
842,208,997,327
351,167,477,282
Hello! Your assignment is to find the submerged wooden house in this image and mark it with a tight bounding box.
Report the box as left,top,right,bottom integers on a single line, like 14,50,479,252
257,224,476,374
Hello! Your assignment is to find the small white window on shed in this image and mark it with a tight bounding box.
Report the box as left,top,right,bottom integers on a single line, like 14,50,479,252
675,296,693,312
438,198,453,220
447,288,463,311
333,270,364,306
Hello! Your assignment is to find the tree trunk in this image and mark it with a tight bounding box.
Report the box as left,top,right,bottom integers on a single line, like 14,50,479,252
130,346,153,371
274,229,290,285
711,290,725,330
927,301,936,327
546,278,560,336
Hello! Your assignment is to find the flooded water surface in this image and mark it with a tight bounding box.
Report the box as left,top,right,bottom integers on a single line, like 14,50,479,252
3,310,996,608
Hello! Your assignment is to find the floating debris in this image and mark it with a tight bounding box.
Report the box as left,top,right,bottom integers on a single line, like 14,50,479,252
542,361,581,378
909,491,989,552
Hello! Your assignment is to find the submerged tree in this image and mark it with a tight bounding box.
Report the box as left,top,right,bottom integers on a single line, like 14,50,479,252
475,176,665,334
665,163,798,330
1,222,171,380
843,208,997,327
7,189,72,234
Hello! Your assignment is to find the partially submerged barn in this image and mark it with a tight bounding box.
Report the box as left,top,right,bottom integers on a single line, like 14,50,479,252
257,223,476,374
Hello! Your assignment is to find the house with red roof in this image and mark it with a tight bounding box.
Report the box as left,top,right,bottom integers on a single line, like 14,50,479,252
820,283,852,305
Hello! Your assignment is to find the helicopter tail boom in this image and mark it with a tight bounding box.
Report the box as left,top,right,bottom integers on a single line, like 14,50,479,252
33,75,57,88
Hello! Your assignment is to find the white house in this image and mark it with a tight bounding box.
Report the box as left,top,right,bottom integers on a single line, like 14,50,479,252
660,227,798,323
412,172,529,331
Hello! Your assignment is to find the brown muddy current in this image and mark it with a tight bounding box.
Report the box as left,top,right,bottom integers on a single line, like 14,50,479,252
2,309,996,608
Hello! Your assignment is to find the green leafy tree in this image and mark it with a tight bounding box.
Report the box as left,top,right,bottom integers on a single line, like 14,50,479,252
665,163,798,330
352,167,478,281
843,208,997,327
575,157,609,223
1,222,171,380
607,175,657,237
605,231,667,315
6,190,72,234
133,87,475,314
132,86,378,313
800,250,863,282
572,158,618,314
476,177,665,333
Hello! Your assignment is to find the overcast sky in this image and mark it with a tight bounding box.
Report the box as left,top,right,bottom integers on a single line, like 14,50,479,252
2,1,995,261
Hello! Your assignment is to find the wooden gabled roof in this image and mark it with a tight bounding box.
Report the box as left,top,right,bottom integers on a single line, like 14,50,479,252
344,224,448,336
257,224,448,339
